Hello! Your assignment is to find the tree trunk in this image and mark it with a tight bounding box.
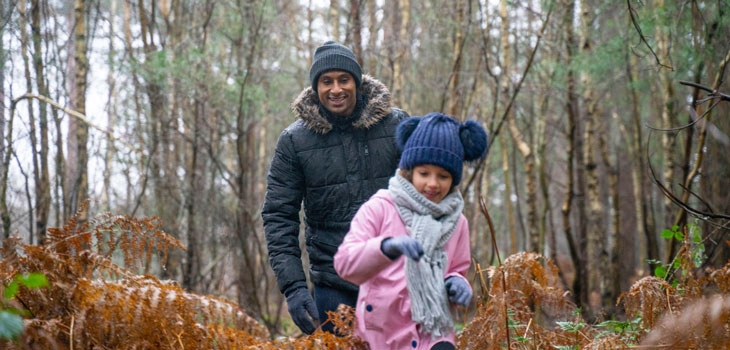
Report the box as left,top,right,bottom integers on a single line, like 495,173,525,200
70,0,89,225
102,0,117,212
138,0,182,281
561,0,585,312
656,0,677,263
123,0,148,217
0,4,10,239
600,113,620,315
230,0,268,325
443,0,464,117
18,0,35,239
329,0,339,40
31,0,51,243
507,117,537,252
366,0,379,75
625,20,658,275
390,0,410,111
501,136,518,254
349,0,363,63
579,0,602,317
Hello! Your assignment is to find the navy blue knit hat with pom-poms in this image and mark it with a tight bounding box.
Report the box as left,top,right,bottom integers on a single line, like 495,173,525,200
395,112,488,185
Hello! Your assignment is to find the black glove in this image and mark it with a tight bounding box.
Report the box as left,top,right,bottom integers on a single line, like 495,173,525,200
381,236,424,261
445,276,472,306
285,287,319,334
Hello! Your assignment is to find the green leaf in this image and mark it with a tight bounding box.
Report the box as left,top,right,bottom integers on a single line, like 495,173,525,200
16,273,48,288
596,319,628,331
3,282,18,300
515,335,530,343
692,229,702,243
0,310,24,340
661,229,673,239
556,321,584,332
655,266,667,278
674,231,684,241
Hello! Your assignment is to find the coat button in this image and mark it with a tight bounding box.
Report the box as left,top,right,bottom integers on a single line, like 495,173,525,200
366,304,373,312
411,340,417,347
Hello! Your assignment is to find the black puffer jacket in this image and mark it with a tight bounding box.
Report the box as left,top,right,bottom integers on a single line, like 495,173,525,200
262,75,408,296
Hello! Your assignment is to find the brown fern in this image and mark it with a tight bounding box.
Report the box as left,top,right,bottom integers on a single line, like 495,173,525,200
0,204,269,349
639,294,730,348
709,260,730,294
458,252,584,350
617,276,680,331
250,304,368,349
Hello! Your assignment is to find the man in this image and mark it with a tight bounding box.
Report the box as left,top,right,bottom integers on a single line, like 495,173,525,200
262,41,409,334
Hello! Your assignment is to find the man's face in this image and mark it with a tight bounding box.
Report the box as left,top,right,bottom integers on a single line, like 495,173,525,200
317,70,357,117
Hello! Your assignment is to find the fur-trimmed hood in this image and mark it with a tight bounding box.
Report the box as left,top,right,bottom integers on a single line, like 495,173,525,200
291,74,392,134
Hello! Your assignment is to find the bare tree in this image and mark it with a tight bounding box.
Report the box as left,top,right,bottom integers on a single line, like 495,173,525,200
655,0,678,262
579,0,605,318
625,16,658,276
102,1,117,212
441,1,466,116
365,0,379,76
67,0,90,226
388,0,410,111
348,0,362,63
29,0,51,244
559,0,587,315
329,0,339,40
0,1,13,239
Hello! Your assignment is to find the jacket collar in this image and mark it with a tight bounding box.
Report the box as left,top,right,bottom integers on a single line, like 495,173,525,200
291,74,392,134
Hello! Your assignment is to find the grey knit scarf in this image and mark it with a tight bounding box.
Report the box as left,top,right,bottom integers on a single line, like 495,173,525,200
389,173,464,338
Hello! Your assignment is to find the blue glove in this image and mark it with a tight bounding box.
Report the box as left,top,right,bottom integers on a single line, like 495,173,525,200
445,276,472,306
285,287,319,334
381,236,424,261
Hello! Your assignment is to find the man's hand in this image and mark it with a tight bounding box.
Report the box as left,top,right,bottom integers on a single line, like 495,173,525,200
445,276,472,306
285,287,319,334
381,236,424,261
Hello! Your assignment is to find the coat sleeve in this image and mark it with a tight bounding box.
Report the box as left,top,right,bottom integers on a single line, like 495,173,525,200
444,217,472,290
334,196,396,286
261,129,307,295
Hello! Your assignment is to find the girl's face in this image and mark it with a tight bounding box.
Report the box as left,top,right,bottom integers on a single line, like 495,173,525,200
411,164,453,203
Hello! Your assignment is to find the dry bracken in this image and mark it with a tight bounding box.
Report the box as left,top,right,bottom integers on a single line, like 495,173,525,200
3,204,730,349
0,204,269,349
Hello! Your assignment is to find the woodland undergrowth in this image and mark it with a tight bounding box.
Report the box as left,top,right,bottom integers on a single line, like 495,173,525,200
2,205,730,349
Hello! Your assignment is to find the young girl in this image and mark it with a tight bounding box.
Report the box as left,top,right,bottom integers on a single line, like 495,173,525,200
334,113,488,349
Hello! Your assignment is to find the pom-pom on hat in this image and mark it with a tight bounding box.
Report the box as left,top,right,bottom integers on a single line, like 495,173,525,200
309,41,363,92
396,112,488,186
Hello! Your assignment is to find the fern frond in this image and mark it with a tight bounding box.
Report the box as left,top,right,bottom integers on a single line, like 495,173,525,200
618,276,680,330
639,294,730,348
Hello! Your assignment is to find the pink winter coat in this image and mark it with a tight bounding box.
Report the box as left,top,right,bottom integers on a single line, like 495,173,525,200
334,189,472,350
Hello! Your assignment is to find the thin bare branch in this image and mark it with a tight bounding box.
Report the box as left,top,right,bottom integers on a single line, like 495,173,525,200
647,131,730,223
626,0,673,70
678,80,730,101
491,2,554,143
10,93,135,150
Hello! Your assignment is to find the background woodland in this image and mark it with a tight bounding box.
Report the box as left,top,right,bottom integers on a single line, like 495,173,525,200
2,0,730,344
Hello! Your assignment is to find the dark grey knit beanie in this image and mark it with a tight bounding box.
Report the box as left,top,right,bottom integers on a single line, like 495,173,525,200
309,41,362,91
